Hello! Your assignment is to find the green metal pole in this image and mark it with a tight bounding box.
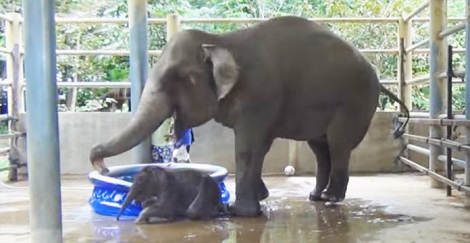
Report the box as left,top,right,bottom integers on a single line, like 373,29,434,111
128,0,151,164
23,0,63,241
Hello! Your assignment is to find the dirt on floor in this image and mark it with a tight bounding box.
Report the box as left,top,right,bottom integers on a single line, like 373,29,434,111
1,173,470,243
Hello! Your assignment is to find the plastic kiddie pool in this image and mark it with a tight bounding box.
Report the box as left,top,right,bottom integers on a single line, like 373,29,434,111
88,163,230,217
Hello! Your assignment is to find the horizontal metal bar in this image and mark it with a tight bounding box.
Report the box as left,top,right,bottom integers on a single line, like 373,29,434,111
408,113,466,120
56,82,131,88
439,22,466,38
11,17,402,24
0,132,25,139
404,77,464,85
0,147,11,154
413,48,466,54
414,17,465,23
0,14,13,22
406,144,467,168
10,16,467,25
407,144,430,156
180,17,401,23
437,155,466,169
403,133,470,153
28,80,399,89
306,17,401,23
360,49,398,54
380,79,399,84
439,69,466,79
0,47,11,54
55,50,161,56
410,112,456,118
51,49,397,56
403,1,430,22
405,76,429,84
399,117,470,127
54,17,167,24
406,38,429,53
399,156,470,194
410,112,431,118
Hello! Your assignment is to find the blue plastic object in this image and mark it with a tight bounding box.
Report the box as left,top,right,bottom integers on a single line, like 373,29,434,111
88,163,230,217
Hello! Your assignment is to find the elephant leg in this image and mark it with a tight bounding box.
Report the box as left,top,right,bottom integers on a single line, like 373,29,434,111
141,196,158,209
186,175,221,220
258,178,269,201
135,196,180,224
321,110,360,202
320,147,351,202
307,137,331,201
135,205,176,224
229,127,273,217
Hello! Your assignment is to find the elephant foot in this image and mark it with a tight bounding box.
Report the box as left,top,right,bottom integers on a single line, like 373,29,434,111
228,200,262,217
141,197,159,208
309,191,327,201
320,191,345,203
135,214,148,224
135,216,169,224
217,203,230,216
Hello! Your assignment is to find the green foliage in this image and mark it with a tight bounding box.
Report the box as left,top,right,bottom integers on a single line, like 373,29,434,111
0,0,467,112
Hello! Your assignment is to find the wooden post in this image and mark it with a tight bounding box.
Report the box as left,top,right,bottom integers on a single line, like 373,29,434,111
5,12,24,181
397,18,413,110
429,0,447,188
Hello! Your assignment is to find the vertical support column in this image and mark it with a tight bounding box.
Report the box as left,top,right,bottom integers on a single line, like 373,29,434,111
429,0,447,188
23,0,63,242
128,0,151,164
150,14,181,156
166,14,181,40
5,12,24,180
288,140,299,170
397,18,413,109
5,13,24,116
464,0,470,200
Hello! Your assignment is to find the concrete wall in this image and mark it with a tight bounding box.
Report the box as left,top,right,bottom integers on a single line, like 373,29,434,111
19,111,407,175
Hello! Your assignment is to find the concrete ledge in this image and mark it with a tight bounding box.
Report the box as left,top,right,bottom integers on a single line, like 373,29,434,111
19,111,405,175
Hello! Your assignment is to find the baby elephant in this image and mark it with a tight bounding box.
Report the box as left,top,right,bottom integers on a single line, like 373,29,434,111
117,166,226,224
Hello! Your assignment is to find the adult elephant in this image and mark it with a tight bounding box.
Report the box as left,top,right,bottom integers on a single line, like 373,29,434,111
89,16,409,217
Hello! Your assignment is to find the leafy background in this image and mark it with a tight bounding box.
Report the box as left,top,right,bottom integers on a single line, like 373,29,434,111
0,0,467,112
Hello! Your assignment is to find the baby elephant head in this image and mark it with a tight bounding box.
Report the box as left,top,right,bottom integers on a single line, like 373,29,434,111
116,166,169,220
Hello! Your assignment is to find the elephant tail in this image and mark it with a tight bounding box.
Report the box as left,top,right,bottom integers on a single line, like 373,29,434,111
380,84,410,139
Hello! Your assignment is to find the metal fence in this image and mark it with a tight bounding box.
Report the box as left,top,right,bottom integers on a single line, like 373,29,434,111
1,1,469,198
395,0,470,197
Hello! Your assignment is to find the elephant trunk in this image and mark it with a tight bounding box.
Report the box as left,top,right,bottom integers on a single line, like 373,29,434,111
90,82,173,173
117,188,138,220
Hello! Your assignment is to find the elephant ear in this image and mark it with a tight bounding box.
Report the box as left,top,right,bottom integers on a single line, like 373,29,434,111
202,44,239,101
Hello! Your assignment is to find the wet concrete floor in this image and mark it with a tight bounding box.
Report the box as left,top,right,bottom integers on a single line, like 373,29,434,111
1,173,470,242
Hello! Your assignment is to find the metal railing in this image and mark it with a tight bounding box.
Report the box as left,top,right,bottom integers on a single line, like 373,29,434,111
395,0,470,198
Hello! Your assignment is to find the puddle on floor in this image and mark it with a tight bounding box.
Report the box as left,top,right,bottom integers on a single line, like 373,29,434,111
57,198,427,243
0,177,432,243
